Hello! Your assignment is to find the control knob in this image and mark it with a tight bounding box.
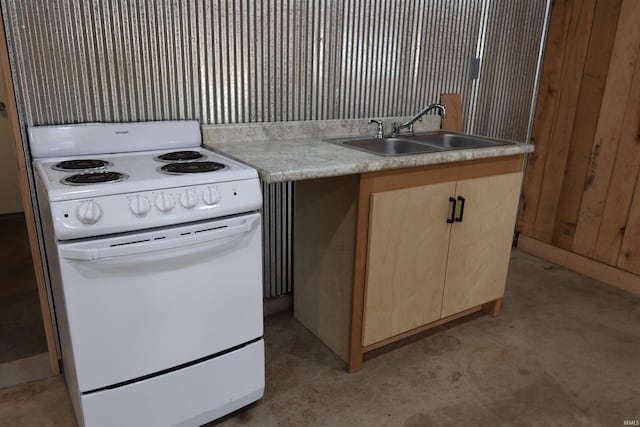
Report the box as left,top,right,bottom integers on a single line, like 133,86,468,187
76,200,102,224
155,193,175,212
202,187,221,206
180,189,199,209
129,195,151,216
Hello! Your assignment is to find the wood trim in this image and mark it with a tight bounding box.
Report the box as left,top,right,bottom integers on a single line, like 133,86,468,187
348,175,373,373
518,234,640,296
366,155,524,193
440,93,462,132
0,13,58,375
363,305,483,353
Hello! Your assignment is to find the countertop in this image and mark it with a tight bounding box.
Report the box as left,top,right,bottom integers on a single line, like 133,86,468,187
202,118,534,183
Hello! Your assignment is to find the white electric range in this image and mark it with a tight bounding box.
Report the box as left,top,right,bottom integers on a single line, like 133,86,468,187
30,121,264,427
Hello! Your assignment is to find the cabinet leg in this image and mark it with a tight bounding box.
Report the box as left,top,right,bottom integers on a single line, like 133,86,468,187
482,298,502,317
347,345,363,373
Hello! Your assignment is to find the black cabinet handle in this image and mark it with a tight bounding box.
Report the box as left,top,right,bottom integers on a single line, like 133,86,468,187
447,197,457,223
455,196,465,222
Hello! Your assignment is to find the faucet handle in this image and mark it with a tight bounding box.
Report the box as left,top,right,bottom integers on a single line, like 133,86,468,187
368,119,384,139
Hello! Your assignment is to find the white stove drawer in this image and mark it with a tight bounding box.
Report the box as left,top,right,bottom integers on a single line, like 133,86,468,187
79,340,264,427
55,213,263,392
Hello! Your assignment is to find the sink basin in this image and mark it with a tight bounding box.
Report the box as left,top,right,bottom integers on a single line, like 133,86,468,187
330,137,441,156
326,132,516,157
406,131,516,150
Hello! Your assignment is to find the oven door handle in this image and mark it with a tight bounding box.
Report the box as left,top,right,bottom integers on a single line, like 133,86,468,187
59,217,259,261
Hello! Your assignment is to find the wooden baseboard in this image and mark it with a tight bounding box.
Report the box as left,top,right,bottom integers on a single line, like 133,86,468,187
518,234,640,296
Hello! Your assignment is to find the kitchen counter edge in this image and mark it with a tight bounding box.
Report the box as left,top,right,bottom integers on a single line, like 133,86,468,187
203,137,535,184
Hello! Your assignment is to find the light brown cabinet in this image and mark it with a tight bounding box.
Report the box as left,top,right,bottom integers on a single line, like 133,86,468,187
362,172,522,345
441,172,523,316
293,155,525,372
362,182,454,346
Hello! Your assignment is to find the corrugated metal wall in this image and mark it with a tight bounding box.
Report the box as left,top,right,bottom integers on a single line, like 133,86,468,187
262,182,293,297
1,0,548,298
2,0,546,141
472,0,548,140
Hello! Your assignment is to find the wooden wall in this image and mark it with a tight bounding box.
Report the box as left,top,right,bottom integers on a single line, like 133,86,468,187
519,0,640,291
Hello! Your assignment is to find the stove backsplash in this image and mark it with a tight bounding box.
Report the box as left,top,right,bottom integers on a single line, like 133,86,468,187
2,0,547,143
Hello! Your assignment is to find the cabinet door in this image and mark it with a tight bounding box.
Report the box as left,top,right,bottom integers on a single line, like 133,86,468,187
362,181,456,346
441,172,522,317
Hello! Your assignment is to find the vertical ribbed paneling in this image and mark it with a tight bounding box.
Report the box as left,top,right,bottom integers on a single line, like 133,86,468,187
472,0,548,141
2,0,548,134
262,182,293,298
3,0,496,128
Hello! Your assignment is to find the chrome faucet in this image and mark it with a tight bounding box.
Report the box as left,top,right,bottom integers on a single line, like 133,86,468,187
368,119,384,139
391,103,447,137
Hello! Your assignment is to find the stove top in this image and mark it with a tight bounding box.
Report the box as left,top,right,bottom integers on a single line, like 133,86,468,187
33,146,257,202
29,121,262,240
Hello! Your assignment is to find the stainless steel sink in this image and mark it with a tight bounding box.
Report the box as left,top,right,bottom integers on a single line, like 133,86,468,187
330,137,442,156
326,131,516,157
406,131,516,150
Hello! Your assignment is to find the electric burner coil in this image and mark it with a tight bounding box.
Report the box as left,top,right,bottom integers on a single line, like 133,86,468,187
53,159,111,171
159,161,226,174
155,151,205,162
61,171,128,185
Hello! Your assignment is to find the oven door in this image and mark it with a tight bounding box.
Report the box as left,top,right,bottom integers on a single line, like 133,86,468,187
55,212,262,392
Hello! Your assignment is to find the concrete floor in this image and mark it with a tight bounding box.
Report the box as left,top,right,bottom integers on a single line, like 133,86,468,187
1,249,638,426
